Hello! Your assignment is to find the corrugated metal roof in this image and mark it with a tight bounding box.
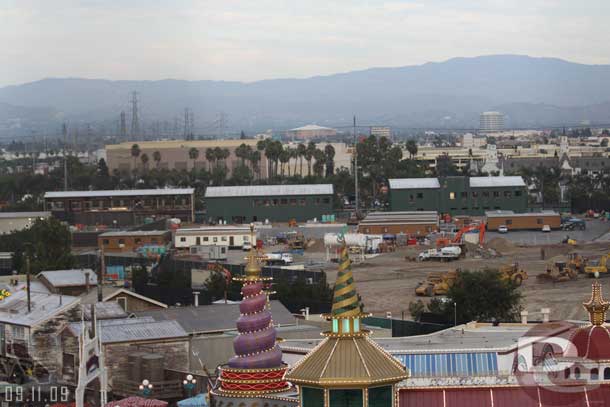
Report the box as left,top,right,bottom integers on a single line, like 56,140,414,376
389,178,440,189
134,300,295,334
37,269,98,287
69,317,187,343
289,124,335,131
485,210,559,218
205,184,333,198
44,188,194,199
0,211,51,219
83,302,129,320
360,211,439,225
0,290,80,327
469,176,525,188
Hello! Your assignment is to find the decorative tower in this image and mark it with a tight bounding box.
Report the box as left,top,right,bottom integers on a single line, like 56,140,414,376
583,281,610,327
212,225,291,406
286,237,409,407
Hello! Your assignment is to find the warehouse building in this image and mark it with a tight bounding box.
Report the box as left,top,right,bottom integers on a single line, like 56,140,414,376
389,176,527,216
204,184,334,223
44,188,195,225
485,210,561,231
357,211,439,235
98,230,172,253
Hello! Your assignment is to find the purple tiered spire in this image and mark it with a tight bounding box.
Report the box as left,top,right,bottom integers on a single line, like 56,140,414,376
228,226,283,369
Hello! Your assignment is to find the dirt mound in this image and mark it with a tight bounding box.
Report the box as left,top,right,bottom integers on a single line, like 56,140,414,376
306,239,325,252
487,237,517,252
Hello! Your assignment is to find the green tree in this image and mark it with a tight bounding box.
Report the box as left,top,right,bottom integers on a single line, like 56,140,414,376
205,148,216,171
324,144,335,177
188,147,199,170
153,150,162,169
130,144,141,173
140,153,149,171
406,139,418,158
296,143,307,176
313,149,326,177
305,141,316,176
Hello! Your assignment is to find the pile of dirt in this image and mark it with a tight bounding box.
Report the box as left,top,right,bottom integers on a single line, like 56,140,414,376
486,237,517,253
306,238,325,252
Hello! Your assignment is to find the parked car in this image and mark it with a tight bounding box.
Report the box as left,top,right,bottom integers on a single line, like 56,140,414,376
542,225,551,233
242,242,252,251
498,225,509,234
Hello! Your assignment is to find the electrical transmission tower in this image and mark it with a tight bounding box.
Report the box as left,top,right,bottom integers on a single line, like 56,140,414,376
218,112,228,138
184,108,195,140
119,111,127,141
62,123,68,191
129,91,140,141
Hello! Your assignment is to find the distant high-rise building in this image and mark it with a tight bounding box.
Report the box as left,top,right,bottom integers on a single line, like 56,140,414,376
371,126,392,140
479,111,505,132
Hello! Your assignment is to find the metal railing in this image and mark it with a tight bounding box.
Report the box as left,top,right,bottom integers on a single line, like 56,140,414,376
112,379,183,400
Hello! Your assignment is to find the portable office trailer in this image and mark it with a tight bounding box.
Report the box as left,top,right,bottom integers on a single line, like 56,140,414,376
357,211,439,235
485,210,561,231
174,226,253,249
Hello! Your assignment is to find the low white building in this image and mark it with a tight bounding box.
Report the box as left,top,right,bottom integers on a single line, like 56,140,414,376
0,211,51,234
174,225,254,249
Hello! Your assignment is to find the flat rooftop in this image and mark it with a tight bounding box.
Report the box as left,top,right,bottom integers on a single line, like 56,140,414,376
281,322,573,354
44,188,194,199
205,184,333,198
0,211,51,219
99,230,169,237
485,210,559,218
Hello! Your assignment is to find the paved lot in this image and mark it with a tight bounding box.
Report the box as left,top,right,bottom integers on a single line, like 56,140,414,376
485,219,610,245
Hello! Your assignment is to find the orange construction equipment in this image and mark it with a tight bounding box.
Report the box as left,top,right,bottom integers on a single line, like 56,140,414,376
436,223,486,248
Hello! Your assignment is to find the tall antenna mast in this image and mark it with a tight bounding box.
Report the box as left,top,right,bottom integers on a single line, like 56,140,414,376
129,91,140,141
63,123,68,191
353,115,359,217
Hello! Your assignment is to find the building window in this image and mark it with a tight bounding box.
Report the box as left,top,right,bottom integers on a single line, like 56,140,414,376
417,193,423,199
323,198,330,204
151,238,158,244
281,198,288,205
290,199,297,206
493,191,500,198
537,218,544,225
461,192,468,198
118,239,125,245
506,219,513,225
299,198,306,206
254,199,261,206
213,237,218,242
449,192,456,200
604,367,610,380
504,191,512,198
12,326,25,340
102,239,109,245
302,387,325,407
263,200,270,206
591,368,599,380
472,191,478,198
330,389,363,407
116,297,127,311
135,238,142,245
272,199,279,206
203,237,209,242
315,198,321,205
368,386,392,407
221,236,227,241
575,367,581,379
53,201,65,210
409,194,414,202
180,237,186,242
515,190,522,197
483,191,490,198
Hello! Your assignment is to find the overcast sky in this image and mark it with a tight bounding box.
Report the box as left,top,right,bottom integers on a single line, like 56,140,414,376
1,0,609,87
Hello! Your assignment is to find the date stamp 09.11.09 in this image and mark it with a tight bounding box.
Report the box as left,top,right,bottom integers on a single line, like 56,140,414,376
1,385,72,407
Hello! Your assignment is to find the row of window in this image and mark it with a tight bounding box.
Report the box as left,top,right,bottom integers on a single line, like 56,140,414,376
567,366,610,380
503,218,547,225
408,190,523,202
179,235,249,243
252,197,331,207
102,237,161,245
51,198,190,210
394,352,498,377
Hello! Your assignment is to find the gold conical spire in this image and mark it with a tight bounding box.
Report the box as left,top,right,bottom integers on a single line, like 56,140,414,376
244,223,261,280
583,281,609,326
331,243,361,317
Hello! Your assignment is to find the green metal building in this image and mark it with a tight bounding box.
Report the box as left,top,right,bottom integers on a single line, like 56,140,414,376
204,184,334,223
389,176,527,216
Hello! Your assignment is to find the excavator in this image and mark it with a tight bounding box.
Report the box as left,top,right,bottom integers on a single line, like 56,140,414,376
567,253,588,274
585,253,609,278
436,223,486,250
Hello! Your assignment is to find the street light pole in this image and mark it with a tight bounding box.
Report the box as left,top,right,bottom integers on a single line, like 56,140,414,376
454,302,457,327
183,374,197,397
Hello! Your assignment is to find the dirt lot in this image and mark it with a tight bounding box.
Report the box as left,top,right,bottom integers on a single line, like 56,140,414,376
312,222,610,322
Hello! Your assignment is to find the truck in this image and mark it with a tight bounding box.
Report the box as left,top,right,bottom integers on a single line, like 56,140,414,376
418,246,462,261
263,252,294,265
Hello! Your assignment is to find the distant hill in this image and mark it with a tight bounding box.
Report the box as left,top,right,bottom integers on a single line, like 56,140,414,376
1,54,610,136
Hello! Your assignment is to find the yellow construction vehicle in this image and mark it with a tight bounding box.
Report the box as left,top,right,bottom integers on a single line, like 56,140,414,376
498,263,528,286
415,270,459,297
567,253,588,274
537,260,577,282
585,254,609,277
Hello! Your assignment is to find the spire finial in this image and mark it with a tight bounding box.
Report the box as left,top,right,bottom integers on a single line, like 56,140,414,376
583,281,609,326
244,223,261,280
331,233,361,318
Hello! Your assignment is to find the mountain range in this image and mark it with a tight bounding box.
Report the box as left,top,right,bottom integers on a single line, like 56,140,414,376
1,54,610,137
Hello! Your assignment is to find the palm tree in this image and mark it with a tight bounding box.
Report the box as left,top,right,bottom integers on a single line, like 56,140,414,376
305,141,316,176
153,150,162,169
188,147,199,171
140,153,149,171
205,148,215,171
313,149,326,177
250,150,261,180
279,148,291,177
324,144,335,177
130,144,141,173
296,143,307,176
406,139,418,159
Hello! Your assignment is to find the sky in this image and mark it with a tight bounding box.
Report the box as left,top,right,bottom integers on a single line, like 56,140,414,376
1,0,609,87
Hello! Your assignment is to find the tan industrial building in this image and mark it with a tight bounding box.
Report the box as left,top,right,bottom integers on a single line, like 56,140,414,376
0,211,51,234
357,211,439,235
106,139,269,176
485,210,561,231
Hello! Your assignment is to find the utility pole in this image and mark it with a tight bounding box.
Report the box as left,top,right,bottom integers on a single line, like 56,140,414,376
26,250,31,313
130,91,140,141
63,123,68,191
97,249,105,302
119,111,127,141
353,115,359,217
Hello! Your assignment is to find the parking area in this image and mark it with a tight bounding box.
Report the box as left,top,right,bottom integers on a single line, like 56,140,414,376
485,219,610,245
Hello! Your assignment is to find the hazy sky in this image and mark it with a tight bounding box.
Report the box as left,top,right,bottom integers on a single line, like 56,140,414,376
2,0,609,87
